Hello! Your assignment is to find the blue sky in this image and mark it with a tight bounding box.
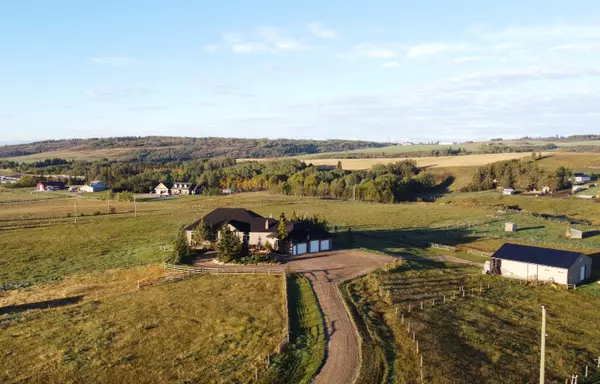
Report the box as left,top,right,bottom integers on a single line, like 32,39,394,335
1,0,600,143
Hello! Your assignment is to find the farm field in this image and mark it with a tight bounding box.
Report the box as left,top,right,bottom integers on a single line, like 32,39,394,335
345,259,600,384
293,152,545,170
3,146,178,162
0,274,286,384
2,190,599,287
0,188,70,203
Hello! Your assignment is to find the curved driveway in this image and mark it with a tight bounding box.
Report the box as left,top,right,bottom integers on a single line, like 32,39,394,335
196,250,396,384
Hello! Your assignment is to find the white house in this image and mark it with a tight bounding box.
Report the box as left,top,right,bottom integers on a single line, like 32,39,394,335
80,180,107,193
486,243,592,285
503,188,515,196
572,173,591,185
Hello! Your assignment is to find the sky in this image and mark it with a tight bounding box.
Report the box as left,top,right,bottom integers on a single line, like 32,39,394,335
1,0,600,143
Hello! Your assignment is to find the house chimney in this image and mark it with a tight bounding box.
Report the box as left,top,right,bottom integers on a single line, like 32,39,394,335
265,219,269,230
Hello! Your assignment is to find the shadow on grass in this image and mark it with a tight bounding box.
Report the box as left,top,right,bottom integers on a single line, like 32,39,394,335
585,230,600,239
0,295,85,315
517,225,545,231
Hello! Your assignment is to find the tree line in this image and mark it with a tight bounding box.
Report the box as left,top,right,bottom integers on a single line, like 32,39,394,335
462,157,572,192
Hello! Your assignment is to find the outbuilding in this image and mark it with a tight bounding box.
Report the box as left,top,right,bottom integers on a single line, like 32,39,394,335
486,243,592,285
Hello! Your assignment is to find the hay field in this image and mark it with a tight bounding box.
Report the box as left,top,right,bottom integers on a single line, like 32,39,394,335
0,274,285,384
302,152,540,170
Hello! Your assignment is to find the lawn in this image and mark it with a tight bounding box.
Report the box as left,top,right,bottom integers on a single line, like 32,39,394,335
0,187,70,203
0,274,286,384
346,259,600,384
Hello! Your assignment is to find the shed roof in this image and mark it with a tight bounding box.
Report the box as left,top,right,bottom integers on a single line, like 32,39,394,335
491,243,584,269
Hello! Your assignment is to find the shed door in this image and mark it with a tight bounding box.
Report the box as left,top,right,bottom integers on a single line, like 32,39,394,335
296,243,307,255
580,265,586,281
309,240,320,253
320,239,330,251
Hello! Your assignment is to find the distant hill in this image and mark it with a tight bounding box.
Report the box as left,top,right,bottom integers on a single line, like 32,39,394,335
0,136,393,162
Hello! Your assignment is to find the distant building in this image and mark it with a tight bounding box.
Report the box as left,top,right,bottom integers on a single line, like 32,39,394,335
503,188,515,196
572,173,591,185
36,181,65,191
80,180,107,193
566,227,584,240
438,142,457,146
0,176,19,184
485,243,592,285
171,182,198,195
504,222,517,232
154,182,172,196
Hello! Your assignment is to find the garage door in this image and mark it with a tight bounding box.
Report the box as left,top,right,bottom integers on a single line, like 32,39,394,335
296,243,307,255
320,239,331,251
309,240,320,253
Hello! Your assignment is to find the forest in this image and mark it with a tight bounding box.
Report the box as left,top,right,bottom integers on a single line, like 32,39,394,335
461,157,572,192
0,136,392,159
2,157,441,203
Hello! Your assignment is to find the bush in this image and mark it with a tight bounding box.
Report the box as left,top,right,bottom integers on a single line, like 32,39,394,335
166,226,191,264
93,211,101,216
215,226,243,262
109,207,116,214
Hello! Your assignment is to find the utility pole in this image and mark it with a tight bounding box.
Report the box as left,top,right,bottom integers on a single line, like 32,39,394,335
540,305,547,384
74,200,77,224
133,195,137,217
353,185,356,201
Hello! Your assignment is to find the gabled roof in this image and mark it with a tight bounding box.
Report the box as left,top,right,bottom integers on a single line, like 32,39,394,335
155,182,172,189
492,243,584,269
186,208,278,233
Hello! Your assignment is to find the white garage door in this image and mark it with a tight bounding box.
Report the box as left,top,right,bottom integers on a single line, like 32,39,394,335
309,240,320,253
296,243,307,255
320,239,331,251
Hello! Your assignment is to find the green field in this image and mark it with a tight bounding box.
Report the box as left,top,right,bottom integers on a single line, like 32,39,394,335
345,259,600,384
0,274,285,384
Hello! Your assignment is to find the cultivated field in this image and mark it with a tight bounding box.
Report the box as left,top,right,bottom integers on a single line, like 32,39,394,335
345,259,600,383
287,153,544,170
0,274,285,384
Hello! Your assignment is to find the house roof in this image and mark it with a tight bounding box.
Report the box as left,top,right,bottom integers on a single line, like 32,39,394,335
266,221,332,241
155,182,172,189
186,208,278,233
574,173,590,177
491,243,584,269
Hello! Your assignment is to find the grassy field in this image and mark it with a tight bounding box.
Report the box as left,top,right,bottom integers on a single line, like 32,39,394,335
3,147,171,162
0,274,286,384
346,259,600,384
263,274,325,384
0,188,71,203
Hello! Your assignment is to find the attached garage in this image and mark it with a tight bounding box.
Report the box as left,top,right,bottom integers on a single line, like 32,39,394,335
294,243,308,255
309,240,320,253
320,239,331,251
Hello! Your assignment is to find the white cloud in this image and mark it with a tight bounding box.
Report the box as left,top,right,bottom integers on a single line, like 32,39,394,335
210,26,311,54
351,43,404,59
308,22,336,39
406,42,474,59
452,56,487,63
549,43,600,53
382,61,400,68
89,57,139,66
84,87,154,101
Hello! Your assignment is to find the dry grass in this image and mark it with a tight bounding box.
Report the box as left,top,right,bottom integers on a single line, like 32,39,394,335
296,153,544,170
0,264,166,307
0,274,285,384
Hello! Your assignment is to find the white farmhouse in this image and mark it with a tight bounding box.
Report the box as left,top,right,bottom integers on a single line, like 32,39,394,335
572,173,591,185
80,180,107,193
486,243,592,285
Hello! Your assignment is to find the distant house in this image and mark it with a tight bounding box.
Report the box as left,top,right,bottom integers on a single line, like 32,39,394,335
504,222,517,232
503,188,515,196
80,180,107,193
154,182,172,196
36,181,65,191
566,227,584,240
221,188,233,195
171,182,198,195
185,208,332,254
572,173,591,185
0,176,19,184
486,243,592,285
438,142,457,146
572,185,586,194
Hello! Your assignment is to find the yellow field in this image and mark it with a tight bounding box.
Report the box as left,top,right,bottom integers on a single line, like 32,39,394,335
297,152,543,170
5,146,181,162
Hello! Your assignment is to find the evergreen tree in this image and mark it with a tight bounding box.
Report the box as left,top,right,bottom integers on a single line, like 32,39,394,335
336,161,343,171
277,213,288,240
215,226,243,262
167,226,191,264
191,219,211,248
